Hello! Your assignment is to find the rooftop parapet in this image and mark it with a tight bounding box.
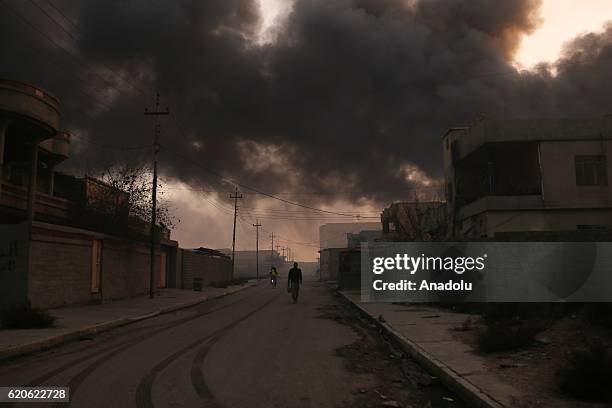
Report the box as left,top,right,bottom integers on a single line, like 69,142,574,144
0,79,61,138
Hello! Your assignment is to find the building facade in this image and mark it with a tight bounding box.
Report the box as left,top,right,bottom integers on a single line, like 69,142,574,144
319,222,381,250
443,117,612,239
0,79,178,310
380,202,446,241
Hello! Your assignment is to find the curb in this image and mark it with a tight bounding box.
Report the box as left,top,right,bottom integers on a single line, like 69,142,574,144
0,282,256,362
336,290,505,408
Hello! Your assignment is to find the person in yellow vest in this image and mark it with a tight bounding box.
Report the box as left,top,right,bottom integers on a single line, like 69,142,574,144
269,265,279,287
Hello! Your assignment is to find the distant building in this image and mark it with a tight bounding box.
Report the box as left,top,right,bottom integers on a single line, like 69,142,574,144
297,261,318,277
347,229,382,248
380,202,446,241
179,247,231,290
443,116,612,239
319,222,380,249
319,247,344,281
217,249,285,279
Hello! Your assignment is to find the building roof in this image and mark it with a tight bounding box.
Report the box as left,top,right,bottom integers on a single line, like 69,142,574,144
443,116,612,162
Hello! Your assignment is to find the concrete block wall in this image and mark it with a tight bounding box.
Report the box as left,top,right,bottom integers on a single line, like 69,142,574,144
102,239,159,300
29,229,92,309
0,223,29,311
27,223,168,309
319,248,343,281
180,249,232,290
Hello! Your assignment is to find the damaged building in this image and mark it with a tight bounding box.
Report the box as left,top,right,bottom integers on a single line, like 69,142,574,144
443,116,612,239
380,201,447,241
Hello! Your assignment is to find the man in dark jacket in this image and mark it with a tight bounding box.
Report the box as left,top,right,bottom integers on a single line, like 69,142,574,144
287,262,303,304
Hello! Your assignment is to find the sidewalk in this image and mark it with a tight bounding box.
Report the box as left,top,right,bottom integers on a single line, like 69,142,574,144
0,282,256,362
339,290,520,408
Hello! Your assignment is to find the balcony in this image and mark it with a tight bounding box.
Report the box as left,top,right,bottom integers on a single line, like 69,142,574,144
0,181,72,223
0,79,61,140
457,195,544,219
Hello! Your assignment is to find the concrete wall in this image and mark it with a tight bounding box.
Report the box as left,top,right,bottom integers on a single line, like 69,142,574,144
338,250,360,290
101,238,160,301
29,226,92,308
460,209,612,238
180,249,232,290
27,222,171,309
0,223,29,310
540,140,612,208
319,248,344,281
320,223,380,250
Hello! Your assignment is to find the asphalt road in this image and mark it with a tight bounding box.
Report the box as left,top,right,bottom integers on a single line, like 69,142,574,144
0,278,461,408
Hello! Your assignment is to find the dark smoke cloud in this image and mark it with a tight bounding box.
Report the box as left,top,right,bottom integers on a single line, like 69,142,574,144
0,0,611,206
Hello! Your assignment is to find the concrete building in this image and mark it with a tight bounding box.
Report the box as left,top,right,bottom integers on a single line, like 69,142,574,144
319,247,344,281
0,79,178,310
347,229,382,248
178,248,231,290
380,202,446,241
318,223,380,283
443,116,612,239
319,222,380,249
296,261,318,277
217,249,284,279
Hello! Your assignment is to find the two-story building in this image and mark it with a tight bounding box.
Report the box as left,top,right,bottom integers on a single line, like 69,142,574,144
443,116,612,239
0,79,179,309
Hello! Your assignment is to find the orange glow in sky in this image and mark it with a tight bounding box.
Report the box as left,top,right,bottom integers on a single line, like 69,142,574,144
515,0,612,68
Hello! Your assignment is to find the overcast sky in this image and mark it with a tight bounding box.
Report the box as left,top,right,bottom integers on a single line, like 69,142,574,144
1,0,611,260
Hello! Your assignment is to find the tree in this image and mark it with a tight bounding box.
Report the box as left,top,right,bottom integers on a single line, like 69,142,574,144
92,163,179,231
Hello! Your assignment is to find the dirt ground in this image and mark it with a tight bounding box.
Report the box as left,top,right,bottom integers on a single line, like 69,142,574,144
451,313,612,408
317,296,463,408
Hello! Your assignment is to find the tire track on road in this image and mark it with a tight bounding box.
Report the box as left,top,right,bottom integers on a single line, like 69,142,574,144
0,287,258,408
62,288,261,405
135,291,281,408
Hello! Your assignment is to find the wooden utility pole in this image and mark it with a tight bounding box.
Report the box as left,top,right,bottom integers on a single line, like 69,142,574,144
144,93,168,299
230,186,242,280
270,232,275,269
253,219,261,280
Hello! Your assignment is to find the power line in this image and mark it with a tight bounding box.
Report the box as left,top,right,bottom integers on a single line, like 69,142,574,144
71,133,153,151
1,0,126,99
1,40,117,112
28,0,77,41
26,0,150,98
162,146,381,219
45,0,79,31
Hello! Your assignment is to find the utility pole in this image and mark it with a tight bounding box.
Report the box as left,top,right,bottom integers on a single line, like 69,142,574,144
253,219,261,280
270,232,275,268
230,186,242,280
281,246,286,259
144,93,169,299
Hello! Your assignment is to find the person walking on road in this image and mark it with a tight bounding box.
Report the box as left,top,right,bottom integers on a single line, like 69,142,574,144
287,262,303,304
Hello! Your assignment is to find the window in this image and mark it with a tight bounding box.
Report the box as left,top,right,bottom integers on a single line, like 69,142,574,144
575,155,608,186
